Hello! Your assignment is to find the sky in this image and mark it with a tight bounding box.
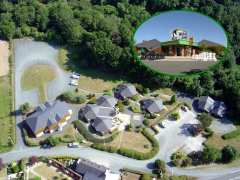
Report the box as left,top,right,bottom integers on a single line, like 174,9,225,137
134,11,227,47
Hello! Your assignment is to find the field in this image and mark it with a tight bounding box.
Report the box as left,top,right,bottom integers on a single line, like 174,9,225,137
206,133,240,150
143,60,216,74
21,64,56,102
58,48,124,93
107,131,152,153
0,75,15,152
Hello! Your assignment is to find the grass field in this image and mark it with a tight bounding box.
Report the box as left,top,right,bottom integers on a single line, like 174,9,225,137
206,133,240,150
21,64,56,102
0,75,15,152
107,131,152,153
58,48,124,93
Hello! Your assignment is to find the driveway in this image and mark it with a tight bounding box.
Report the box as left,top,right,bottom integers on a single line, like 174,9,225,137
13,39,72,150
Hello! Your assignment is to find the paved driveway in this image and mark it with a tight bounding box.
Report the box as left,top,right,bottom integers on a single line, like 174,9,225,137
13,39,72,149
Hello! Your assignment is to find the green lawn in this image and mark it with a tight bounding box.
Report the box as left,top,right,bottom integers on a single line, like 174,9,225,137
57,48,124,93
21,64,56,103
0,75,15,152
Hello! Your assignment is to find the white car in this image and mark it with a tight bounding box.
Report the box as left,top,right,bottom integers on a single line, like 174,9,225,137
68,142,80,148
71,72,80,79
70,79,78,86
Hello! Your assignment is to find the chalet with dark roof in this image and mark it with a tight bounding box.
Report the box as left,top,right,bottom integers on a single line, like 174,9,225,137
114,84,137,100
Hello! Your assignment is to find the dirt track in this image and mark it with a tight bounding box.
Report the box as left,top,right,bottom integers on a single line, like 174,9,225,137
0,40,9,77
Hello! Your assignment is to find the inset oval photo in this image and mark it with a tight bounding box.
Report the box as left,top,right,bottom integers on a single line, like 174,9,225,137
134,11,227,74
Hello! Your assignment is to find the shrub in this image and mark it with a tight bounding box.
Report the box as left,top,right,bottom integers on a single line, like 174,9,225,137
154,159,166,174
170,94,176,104
116,101,125,112
131,94,139,101
88,96,97,104
123,99,130,106
43,136,60,147
19,102,31,114
171,151,191,167
202,145,221,163
204,127,214,138
60,134,75,143
143,119,150,126
221,145,238,163
135,84,150,95
59,91,86,104
198,113,213,129
222,129,240,140
183,102,192,110
169,112,180,120
22,129,40,147
130,104,141,113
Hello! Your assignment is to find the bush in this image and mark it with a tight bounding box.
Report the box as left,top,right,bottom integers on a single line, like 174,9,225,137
202,145,221,163
22,129,40,147
171,151,191,167
204,127,214,138
19,102,31,114
59,134,75,143
169,112,180,120
143,119,150,126
73,120,118,143
123,99,130,106
154,159,166,174
222,129,240,140
59,91,86,104
42,136,60,147
116,101,125,112
183,102,192,110
170,95,176,104
131,94,139,101
221,145,238,163
130,104,141,113
198,113,213,129
135,84,150,95
88,96,97,104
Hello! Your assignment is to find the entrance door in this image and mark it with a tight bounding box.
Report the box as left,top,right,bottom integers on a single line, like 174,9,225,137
176,47,181,56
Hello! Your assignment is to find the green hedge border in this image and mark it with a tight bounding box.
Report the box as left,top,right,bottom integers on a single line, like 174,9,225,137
91,128,159,160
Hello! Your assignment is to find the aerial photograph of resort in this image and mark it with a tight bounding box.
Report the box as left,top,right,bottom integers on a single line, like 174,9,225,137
0,1,240,180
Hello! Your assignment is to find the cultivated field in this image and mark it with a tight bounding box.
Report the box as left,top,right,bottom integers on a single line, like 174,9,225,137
143,60,216,73
0,40,9,77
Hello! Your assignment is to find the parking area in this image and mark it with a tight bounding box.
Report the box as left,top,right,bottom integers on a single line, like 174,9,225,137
156,109,206,161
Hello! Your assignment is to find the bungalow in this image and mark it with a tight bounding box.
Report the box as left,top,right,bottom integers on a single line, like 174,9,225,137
140,98,164,113
96,95,117,107
25,101,72,137
81,104,117,135
114,84,138,99
198,96,226,118
74,159,120,180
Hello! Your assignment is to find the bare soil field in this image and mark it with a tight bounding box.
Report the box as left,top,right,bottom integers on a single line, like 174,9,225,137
143,60,216,73
0,41,9,77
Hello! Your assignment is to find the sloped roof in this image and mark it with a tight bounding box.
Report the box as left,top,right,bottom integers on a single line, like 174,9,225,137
136,39,160,50
75,159,106,180
141,99,164,113
212,101,226,118
92,117,113,134
96,95,117,107
82,104,116,121
25,100,70,134
198,39,223,47
198,96,214,112
115,84,137,98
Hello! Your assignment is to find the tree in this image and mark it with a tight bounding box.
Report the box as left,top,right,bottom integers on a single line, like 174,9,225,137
19,102,31,115
170,94,176,104
44,136,59,147
221,145,238,163
202,145,221,163
170,112,180,120
154,159,166,175
198,113,213,129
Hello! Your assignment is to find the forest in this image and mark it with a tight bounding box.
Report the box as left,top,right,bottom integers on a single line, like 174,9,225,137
0,0,239,119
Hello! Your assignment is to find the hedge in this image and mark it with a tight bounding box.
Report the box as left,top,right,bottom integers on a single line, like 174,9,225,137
59,91,86,104
222,129,240,140
22,129,40,146
73,120,119,143
91,128,159,160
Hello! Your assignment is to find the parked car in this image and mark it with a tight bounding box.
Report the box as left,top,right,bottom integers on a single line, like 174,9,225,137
71,72,80,79
70,79,78,86
68,142,80,148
